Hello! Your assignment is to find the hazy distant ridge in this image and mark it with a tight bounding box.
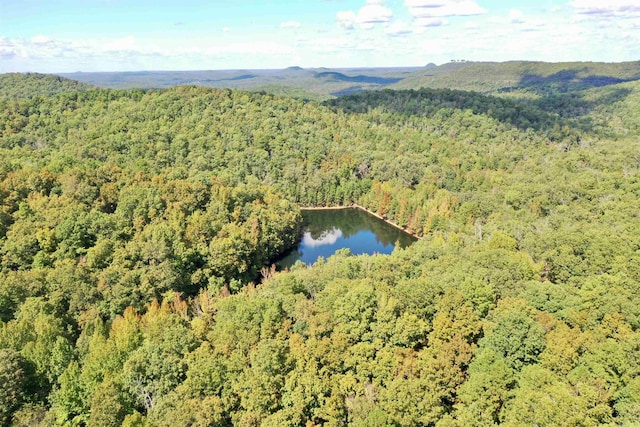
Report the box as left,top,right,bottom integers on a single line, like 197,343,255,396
52,61,640,100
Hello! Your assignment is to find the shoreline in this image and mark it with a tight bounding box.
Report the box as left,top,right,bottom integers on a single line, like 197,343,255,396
299,204,421,239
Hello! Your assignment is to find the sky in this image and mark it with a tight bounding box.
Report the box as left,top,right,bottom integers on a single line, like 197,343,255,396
1,0,639,73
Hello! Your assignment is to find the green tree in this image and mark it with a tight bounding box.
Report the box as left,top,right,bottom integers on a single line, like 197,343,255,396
0,349,28,425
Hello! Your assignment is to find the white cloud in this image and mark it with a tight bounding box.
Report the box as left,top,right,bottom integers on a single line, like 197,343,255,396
570,0,640,17
337,10,357,30
102,36,136,52
3,2,640,73
405,0,486,18
0,36,143,71
405,0,447,6
0,37,21,60
358,3,393,24
280,20,301,29
414,17,447,28
0,33,298,72
509,9,525,24
337,0,393,30
204,41,293,56
3,37,73,60
31,35,53,45
309,35,354,53
417,37,447,55
385,20,413,36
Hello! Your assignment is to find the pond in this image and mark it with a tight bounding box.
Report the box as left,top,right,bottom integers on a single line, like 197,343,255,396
276,208,417,269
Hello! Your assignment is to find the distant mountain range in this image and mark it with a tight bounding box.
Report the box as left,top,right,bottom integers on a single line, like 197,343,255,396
2,61,639,103
52,61,640,100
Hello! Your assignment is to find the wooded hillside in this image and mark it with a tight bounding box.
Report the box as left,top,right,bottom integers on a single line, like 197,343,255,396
0,71,639,426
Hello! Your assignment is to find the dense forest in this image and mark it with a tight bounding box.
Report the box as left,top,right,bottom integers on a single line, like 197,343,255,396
0,70,639,426
0,74,94,102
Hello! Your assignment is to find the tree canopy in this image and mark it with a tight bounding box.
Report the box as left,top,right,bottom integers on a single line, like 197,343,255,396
0,71,639,425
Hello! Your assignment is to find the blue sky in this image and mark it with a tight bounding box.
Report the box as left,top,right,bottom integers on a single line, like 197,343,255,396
1,0,639,72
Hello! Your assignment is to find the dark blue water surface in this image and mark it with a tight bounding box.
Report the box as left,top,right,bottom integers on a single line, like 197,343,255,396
276,208,417,269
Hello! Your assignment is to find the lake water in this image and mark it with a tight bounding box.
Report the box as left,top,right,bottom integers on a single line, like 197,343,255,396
276,208,417,269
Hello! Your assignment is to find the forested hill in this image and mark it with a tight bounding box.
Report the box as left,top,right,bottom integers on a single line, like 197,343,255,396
391,60,640,96
0,73,94,101
1,78,639,425
324,87,571,136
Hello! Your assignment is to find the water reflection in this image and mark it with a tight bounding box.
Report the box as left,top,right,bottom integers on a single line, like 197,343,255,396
302,228,343,247
276,208,416,269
